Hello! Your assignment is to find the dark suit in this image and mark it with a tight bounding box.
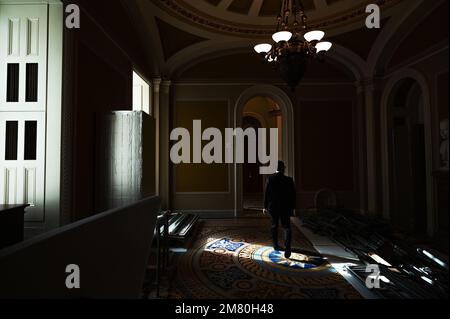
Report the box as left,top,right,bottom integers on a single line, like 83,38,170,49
264,172,296,250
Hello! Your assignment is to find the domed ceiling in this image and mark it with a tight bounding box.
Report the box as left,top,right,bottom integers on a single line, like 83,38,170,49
152,0,402,37
125,0,417,77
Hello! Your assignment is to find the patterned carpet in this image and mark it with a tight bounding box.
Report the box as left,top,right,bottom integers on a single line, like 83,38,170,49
167,218,361,299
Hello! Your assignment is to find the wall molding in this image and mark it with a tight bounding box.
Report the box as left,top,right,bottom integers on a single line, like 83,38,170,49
380,68,435,236
234,85,295,217
172,98,232,195
172,81,356,87
385,44,449,77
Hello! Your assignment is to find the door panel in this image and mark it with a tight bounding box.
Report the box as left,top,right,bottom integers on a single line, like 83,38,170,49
0,4,48,111
0,4,48,222
392,125,414,233
0,113,45,222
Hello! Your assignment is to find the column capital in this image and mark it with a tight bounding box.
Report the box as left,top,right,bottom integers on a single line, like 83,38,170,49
161,80,172,94
357,77,383,94
355,81,364,94
360,77,375,90
153,78,162,93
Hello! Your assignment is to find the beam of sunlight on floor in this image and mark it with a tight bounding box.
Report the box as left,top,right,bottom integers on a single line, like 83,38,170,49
203,238,328,270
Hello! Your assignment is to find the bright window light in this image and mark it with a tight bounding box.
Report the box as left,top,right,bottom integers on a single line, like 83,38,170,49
421,276,434,285
368,252,392,267
380,276,391,284
420,249,448,268
133,71,151,115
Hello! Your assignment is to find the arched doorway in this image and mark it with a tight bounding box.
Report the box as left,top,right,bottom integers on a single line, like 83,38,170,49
241,97,283,210
234,85,294,216
242,115,264,208
384,78,429,237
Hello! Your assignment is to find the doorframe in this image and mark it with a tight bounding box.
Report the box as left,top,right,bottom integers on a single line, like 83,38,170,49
234,85,295,217
44,0,63,230
242,114,265,197
380,69,435,236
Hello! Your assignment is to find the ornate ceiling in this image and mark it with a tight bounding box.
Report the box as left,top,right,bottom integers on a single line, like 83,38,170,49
123,0,432,78
151,0,402,37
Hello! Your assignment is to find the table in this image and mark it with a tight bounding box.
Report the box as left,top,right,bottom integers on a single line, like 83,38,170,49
0,204,29,250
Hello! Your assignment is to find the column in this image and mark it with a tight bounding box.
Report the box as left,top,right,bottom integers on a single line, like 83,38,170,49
152,78,161,196
356,83,368,214
361,78,378,215
159,80,171,209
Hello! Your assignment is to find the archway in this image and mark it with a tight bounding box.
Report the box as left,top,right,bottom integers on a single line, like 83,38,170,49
241,97,283,211
234,85,294,216
242,115,264,209
381,70,434,237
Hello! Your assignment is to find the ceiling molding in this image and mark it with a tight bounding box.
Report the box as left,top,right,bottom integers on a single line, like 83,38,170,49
151,0,403,38
155,17,209,61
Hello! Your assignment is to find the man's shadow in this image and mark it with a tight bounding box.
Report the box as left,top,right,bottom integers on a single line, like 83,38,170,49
275,246,358,264
273,247,324,263
274,247,357,264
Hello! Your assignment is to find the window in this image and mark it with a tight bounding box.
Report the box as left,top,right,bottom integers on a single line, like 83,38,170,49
5,121,18,160
7,63,19,102
132,71,151,115
24,121,37,160
26,63,38,102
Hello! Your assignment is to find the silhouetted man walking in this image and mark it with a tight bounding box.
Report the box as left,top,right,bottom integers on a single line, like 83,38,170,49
264,161,296,258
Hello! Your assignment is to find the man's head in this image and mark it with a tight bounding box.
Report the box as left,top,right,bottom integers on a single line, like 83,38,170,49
277,161,286,174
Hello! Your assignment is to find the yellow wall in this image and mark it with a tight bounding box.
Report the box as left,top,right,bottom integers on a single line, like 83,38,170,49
243,96,278,127
243,96,283,159
174,100,229,193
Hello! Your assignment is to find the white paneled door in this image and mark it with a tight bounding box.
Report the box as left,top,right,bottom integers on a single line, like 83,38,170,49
0,4,48,222
0,113,45,221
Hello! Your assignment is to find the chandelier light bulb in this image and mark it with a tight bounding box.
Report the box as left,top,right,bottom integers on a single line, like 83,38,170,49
304,30,325,42
251,1,334,91
254,43,272,54
272,31,292,43
315,41,333,52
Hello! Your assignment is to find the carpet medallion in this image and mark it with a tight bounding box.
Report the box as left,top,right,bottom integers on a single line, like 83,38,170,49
168,219,361,299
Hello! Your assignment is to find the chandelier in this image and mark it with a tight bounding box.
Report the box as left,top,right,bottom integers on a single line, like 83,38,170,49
254,0,332,91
